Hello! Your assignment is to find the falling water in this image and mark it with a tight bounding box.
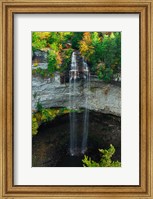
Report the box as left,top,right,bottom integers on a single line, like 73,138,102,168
81,58,90,154
69,52,90,156
69,52,78,156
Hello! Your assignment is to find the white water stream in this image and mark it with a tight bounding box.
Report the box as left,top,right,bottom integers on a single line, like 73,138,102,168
69,52,90,156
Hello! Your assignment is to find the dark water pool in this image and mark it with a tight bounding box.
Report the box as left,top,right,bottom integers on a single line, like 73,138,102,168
32,111,121,167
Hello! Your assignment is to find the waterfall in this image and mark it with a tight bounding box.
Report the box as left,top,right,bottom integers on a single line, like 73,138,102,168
69,52,90,156
71,52,77,71
81,58,90,154
69,52,78,156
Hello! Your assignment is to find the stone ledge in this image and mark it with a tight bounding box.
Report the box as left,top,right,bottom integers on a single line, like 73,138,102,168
32,76,121,116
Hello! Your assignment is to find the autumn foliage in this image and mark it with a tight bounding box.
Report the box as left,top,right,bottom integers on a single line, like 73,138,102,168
32,32,121,82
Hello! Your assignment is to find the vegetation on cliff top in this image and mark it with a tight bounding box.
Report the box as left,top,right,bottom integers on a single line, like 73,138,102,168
32,32,121,82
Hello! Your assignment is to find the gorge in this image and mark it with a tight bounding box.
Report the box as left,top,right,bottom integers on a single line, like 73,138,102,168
32,50,121,167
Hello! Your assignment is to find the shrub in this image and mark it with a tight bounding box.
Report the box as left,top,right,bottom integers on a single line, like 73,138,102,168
97,64,113,82
71,32,83,49
32,108,71,136
36,100,43,112
82,144,121,167
48,50,62,74
32,116,39,136
61,48,73,72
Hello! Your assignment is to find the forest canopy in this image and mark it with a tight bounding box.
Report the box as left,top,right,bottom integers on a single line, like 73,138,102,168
32,32,121,82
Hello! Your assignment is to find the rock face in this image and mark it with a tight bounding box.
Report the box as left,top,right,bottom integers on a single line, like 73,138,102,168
32,50,48,63
32,74,121,116
32,63,48,70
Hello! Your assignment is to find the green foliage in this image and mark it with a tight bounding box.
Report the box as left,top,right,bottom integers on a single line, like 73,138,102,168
32,116,39,136
94,33,121,80
32,107,84,136
32,108,71,136
41,109,52,122
61,48,73,72
79,32,121,82
32,32,50,52
47,32,60,45
82,144,121,167
32,48,72,77
79,32,95,61
32,32,73,76
32,32,73,51
48,50,59,74
71,32,83,49
33,92,37,99
36,100,43,112
33,63,38,67
91,32,100,45
97,64,113,82
100,33,120,70
32,32,121,81
32,68,51,78
47,32,73,48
